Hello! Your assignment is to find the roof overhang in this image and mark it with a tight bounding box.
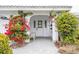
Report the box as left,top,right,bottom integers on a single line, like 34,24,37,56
0,6,72,11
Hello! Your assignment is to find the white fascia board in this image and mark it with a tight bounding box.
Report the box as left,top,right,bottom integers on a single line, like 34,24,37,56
0,6,72,11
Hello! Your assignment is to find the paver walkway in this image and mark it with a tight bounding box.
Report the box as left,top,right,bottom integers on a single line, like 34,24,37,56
13,38,59,54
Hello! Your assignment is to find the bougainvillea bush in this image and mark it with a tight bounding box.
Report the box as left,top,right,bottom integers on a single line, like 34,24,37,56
0,33,13,54
5,16,29,47
56,11,78,45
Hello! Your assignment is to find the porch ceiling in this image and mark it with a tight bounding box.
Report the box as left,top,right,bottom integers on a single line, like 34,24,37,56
0,6,72,11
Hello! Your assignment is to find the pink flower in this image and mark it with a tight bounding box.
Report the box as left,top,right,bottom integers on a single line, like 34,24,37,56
5,30,14,35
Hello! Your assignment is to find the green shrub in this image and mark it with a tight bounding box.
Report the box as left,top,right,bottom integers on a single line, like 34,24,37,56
0,33,13,54
56,11,78,44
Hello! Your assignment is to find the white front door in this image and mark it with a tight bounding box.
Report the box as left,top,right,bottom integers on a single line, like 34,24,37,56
36,20,51,37
30,15,51,37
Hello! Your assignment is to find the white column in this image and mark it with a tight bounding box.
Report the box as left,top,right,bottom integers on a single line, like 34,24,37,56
52,18,58,43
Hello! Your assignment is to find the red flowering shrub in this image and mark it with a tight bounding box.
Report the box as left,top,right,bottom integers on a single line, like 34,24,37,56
5,16,30,45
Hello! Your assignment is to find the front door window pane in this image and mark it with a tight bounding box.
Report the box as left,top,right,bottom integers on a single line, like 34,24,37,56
34,20,36,28
45,20,47,28
38,20,42,28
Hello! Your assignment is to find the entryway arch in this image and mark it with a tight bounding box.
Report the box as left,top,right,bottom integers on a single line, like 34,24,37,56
30,15,52,38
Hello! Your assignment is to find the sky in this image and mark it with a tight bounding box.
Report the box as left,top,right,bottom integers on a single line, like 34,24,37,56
0,0,79,12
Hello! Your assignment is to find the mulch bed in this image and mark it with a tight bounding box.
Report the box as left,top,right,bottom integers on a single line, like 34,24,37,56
55,41,79,54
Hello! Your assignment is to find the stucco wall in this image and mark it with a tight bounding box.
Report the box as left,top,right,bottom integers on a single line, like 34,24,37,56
52,18,58,42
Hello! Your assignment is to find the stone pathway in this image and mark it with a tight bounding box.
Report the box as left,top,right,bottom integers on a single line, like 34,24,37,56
13,38,59,54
